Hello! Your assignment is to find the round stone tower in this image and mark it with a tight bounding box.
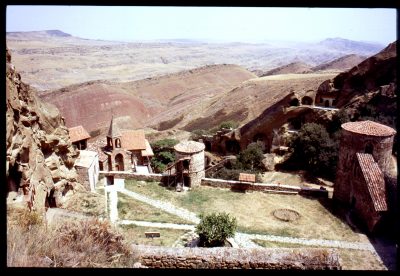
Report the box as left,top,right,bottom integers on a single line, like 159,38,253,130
334,120,396,204
174,141,205,187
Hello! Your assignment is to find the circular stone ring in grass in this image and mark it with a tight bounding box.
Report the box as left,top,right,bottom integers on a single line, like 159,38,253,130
272,209,300,222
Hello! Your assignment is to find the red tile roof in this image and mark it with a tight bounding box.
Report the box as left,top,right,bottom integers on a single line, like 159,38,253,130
342,120,396,137
239,173,256,183
121,130,146,150
356,153,387,211
141,139,154,157
68,125,91,143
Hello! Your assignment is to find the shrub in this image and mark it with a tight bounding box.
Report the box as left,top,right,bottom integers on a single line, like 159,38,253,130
190,129,207,140
150,139,179,173
219,120,239,130
289,123,338,179
7,207,137,267
195,212,237,247
236,142,264,171
151,138,179,152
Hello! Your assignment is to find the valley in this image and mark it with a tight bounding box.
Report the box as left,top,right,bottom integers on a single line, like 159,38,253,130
6,29,397,270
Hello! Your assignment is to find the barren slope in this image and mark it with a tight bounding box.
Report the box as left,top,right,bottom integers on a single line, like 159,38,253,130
261,62,313,76
182,73,337,131
312,54,367,72
39,64,257,133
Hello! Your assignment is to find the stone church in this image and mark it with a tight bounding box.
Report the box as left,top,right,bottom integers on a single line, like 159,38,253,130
90,116,154,173
334,120,397,232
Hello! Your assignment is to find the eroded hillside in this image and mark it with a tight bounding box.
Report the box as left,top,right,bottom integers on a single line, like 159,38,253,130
39,64,257,134
6,48,82,210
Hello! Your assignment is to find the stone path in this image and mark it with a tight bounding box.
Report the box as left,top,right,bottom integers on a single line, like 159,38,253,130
109,188,118,223
110,187,378,251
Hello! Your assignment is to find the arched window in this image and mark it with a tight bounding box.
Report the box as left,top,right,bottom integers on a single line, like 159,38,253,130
115,153,124,171
365,143,373,154
115,138,121,148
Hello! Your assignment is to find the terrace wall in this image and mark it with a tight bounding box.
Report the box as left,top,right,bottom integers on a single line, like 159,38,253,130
134,245,341,269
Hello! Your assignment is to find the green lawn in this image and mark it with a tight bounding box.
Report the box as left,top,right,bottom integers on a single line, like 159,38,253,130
124,180,368,242
117,224,189,247
117,192,194,225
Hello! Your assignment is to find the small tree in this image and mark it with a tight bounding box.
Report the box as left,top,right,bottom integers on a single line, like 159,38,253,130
195,212,237,247
290,123,337,179
150,139,179,173
236,142,264,171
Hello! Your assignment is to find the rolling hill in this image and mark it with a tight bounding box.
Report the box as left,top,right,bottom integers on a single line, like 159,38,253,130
6,30,384,91
39,64,257,135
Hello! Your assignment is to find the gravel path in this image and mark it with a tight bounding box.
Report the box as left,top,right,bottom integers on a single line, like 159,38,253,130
109,187,379,251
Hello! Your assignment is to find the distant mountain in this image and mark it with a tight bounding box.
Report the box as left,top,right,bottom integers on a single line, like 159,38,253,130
312,54,368,71
7,30,72,39
261,62,313,76
318,38,384,54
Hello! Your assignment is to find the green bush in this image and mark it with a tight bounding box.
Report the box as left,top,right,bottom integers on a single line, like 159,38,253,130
195,212,237,247
151,139,179,152
236,142,264,171
219,120,239,130
289,123,338,179
190,129,207,140
150,139,179,173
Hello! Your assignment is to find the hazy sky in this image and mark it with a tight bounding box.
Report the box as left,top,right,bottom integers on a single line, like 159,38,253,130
6,6,397,44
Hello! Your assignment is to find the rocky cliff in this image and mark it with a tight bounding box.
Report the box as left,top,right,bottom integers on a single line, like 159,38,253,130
6,48,82,211
317,41,396,108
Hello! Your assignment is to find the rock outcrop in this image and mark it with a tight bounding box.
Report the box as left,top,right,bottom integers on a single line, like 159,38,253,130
6,48,82,211
319,41,396,108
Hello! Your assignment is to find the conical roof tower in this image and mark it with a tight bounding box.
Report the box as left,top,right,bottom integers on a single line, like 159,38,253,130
107,115,122,138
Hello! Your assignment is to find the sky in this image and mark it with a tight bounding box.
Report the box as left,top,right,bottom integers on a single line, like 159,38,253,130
6,6,397,44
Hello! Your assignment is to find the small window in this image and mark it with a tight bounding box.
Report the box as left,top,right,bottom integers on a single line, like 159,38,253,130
365,143,373,154
115,138,121,148
183,159,190,170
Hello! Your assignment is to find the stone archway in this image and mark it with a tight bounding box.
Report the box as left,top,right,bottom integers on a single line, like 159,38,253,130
115,153,124,171
325,100,330,107
225,139,240,154
289,98,300,107
301,96,313,105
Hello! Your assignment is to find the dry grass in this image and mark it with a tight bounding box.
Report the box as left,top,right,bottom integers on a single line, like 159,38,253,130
125,180,367,242
7,206,137,268
61,190,106,217
117,192,194,225
118,224,189,247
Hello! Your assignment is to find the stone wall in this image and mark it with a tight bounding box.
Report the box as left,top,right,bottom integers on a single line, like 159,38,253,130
201,178,301,194
99,171,163,182
134,245,341,269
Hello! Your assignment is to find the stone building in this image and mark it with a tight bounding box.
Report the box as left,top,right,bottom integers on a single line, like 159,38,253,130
68,125,91,150
315,79,339,107
74,150,99,191
334,120,396,232
103,116,154,173
174,141,205,187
